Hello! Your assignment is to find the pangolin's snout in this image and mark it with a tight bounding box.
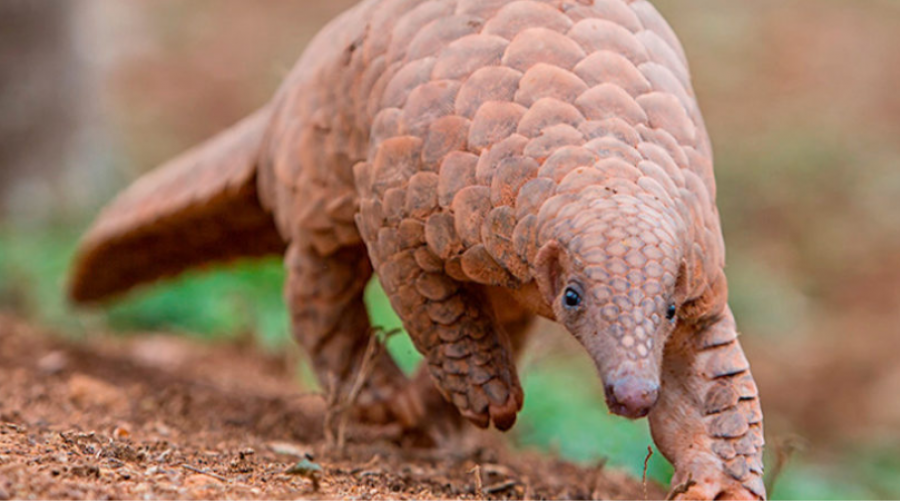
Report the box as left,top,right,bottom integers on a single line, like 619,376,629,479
604,376,659,419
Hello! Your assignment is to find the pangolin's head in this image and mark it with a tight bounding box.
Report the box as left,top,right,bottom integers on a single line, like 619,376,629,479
534,169,692,419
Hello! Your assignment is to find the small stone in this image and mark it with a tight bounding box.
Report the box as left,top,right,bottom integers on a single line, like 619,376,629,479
153,422,171,437
268,442,311,459
67,374,124,409
184,473,221,489
37,351,68,374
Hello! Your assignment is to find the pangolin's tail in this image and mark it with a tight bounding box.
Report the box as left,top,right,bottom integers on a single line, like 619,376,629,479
68,107,286,304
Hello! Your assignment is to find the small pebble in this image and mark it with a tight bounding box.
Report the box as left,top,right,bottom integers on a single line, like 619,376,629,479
269,442,311,459
37,351,68,374
67,374,124,409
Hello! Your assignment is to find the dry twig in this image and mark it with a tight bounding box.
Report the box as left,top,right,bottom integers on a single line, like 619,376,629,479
485,480,519,495
666,473,697,500
323,373,341,447
182,464,230,483
642,445,653,501
470,464,484,499
324,328,400,450
766,435,806,496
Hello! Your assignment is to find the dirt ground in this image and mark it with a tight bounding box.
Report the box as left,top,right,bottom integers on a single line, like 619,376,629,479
0,314,657,500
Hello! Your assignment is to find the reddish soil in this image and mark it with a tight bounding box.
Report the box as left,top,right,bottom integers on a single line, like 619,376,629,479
0,314,657,500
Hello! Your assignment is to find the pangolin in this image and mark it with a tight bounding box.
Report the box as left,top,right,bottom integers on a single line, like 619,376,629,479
68,0,765,499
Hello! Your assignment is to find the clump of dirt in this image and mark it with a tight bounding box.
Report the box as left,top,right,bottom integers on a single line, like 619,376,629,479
0,314,656,500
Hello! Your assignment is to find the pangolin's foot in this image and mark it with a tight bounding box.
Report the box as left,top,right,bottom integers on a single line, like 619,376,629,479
352,367,468,447
668,459,764,501
407,380,470,448
353,381,425,428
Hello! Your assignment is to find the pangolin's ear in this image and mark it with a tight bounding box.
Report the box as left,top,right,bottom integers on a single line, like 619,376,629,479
535,240,564,305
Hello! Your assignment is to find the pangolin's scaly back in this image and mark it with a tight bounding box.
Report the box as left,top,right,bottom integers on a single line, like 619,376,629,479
293,0,727,306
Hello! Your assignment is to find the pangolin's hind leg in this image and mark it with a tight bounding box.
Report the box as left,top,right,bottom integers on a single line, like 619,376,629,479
649,307,765,500
285,241,422,427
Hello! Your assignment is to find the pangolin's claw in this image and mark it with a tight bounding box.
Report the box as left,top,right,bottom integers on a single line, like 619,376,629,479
669,478,761,501
668,458,765,501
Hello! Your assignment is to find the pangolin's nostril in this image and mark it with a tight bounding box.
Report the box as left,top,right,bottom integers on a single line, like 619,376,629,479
604,377,659,419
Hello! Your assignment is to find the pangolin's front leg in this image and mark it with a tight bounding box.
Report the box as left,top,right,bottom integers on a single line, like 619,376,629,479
374,251,524,430
285,241,422,426
650,307,765,500
407,309,536,441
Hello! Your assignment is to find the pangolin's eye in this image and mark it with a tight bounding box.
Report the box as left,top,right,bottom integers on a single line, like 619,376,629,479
666,304,677,321
563,286,583,309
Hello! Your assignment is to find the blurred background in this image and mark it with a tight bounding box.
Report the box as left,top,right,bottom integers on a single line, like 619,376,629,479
1,0,899,499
